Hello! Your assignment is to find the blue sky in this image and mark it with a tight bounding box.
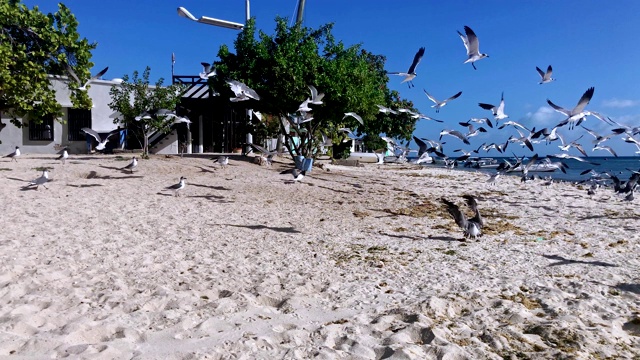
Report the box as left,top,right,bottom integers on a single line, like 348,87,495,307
23,0,640,156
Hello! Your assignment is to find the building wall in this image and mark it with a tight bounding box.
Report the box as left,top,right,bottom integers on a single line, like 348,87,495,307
0,78,123,155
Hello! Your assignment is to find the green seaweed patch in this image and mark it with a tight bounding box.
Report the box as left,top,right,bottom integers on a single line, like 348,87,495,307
483,220,525,236
502,292,542,310
32,166,53,171
384,201,439,218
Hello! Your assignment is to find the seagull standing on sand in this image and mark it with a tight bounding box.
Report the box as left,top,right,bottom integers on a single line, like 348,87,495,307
121,156,138,173
25,170,49,190
388,47,425,88
57,148,69,165
457,26,488,70
441,195,484,240
212,156,229,169
424,90,462,113
536,65,555,84
65,65,109,91
5,146,20,162
165,176,186,197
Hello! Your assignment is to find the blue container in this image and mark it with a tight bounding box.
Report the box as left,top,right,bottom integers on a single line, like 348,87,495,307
294,156,314,173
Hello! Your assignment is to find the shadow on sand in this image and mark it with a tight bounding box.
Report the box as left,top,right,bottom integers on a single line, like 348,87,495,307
219,223,301,234
542,254,617,267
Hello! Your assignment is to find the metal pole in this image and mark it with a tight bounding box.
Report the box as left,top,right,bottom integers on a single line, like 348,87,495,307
296,0,306,25
245,0,250,21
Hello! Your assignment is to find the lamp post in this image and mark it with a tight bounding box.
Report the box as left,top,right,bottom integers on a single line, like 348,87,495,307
177,1,250,154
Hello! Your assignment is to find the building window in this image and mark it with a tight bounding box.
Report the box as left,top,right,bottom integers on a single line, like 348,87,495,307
28,114,54,141
68,108,92,141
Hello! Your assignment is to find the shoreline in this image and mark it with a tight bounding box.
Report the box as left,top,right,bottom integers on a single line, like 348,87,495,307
1,154,639,359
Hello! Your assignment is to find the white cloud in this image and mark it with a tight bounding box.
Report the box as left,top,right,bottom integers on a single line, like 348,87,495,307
520,106,560,127
601,98,639,108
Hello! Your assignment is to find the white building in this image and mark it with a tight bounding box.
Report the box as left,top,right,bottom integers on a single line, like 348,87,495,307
0,77,128,155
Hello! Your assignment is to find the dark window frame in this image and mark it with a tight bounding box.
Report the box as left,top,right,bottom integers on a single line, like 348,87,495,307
28,114,54,141
67,108,92,141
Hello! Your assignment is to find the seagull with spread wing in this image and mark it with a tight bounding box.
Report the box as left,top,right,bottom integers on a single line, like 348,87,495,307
479,92,508,121
457,26,489,70
388,47,425,88
441,195,484,240
66,65,109,91
424,90,462,113
81,128,122,152
227,80,260,102
536,65,555,84
547,87,595,130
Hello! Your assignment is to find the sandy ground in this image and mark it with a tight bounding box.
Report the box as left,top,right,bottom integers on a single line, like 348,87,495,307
0,153,639,359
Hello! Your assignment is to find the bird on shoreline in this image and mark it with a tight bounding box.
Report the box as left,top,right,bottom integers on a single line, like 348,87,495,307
165,176,186,196
441,195,484,240
5,146,20,162
121,156,137,173
457,26,488,70
388,47,425,88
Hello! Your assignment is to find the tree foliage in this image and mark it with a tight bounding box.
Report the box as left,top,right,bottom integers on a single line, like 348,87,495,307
0,0,96,132
210,17,418,159
108,67,185,157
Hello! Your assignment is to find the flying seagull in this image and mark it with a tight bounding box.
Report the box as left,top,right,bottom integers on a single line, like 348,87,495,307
5,146,20,162
165,176,186,196
536,65,555,84
81,128,121,152
57,147,68,165
388,47,425,88
423,90,462,113
479,92,508,121
441,195,483,240
547,87,595,130
121,156,137,173
25,170,49,190
439,129,470,145
66,65,109,91
376,104,398,114
457,26,488,70
343,112,364,125
307,85,324,105
200,62,216,79
227,80,260,102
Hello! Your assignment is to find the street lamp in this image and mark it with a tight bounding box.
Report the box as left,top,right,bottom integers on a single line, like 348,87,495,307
177,6,244,30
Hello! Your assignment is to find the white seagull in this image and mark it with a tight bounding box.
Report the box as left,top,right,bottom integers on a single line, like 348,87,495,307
81,128,121,152
212,155,229,169
199,62,216,79
376,104,398,115
121,156,138,173
165,176,186,196
388,47,425,88
441,195,484,240
423,90,462,113
343,112,364,125
57,148,69,165
479,92,508,121
307,85,324,105
439,129,470,145
25,169,50,190
5,146,20,162
536,65,555,84
457,26,489,70
547,87,595,130
227,80,260,102
66,65,109,91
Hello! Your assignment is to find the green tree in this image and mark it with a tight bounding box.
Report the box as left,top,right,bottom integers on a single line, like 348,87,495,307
0,0,96,140
210,17,417,160
108,67,185,157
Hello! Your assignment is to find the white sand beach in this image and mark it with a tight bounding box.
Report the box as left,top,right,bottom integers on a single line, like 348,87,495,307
0,154,639,359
